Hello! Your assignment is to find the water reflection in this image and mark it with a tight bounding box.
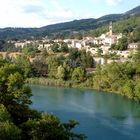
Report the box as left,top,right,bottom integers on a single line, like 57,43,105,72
30,85,140,140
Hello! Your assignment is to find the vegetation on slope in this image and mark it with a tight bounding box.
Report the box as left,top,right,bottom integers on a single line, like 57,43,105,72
13,43,140,102
0,59,86,140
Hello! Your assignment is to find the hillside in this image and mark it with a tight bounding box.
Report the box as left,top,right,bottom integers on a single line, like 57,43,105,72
0,5,140,40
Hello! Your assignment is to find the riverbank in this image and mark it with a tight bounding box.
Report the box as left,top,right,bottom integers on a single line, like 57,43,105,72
27,77,90,89
27,77,72,87
27,77,140,102
27,77,120,95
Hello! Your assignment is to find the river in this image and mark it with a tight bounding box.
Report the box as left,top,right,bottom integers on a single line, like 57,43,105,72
30,85,140,140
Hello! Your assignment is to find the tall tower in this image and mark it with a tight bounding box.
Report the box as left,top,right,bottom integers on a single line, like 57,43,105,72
109,21,112,36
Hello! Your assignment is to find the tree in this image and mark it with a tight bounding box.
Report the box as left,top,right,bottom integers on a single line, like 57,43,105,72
122,80,135,99
0,63,32,124
0,104,11,122
72,67,85,83
57,65,66,80
0,122,21,140
111,36,128,50
47,56,61,78
0,104,21,140
22,44,38,57
80,50,94,68
31,56,48,77
21,114,86,140
51,43,60,52
134,81,140,100
133,27,140,42
132,44,140,63
97,48,103,56
132,44,140,79
116,36,128,50
0,61,86,140
68,48,80,60
60,43,69,53
13,55,32,77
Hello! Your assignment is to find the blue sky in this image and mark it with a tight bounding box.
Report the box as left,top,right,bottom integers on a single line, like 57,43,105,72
0,0,139,27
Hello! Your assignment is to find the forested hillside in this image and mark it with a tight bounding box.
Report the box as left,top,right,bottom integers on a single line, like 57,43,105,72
85,14,140,38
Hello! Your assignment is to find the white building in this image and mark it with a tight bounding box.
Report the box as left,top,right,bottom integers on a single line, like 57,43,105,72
116,50,130,58
88,48,98,55
128,43,138,49
94,57,105,65
38,43,51,50
15,42,27,48
100,45,111,55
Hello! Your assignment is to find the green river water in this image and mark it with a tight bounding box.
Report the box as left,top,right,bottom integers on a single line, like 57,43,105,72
31,85,140,140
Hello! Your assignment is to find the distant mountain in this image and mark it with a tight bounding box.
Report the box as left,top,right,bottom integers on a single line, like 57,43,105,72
124,5,140,16
38,5,140,37
0,28,39,40
0,5,140,40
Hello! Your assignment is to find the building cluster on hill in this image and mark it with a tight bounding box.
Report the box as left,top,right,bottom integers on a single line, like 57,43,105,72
11,22,139,65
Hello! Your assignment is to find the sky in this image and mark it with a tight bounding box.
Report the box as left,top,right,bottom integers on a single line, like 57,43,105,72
0,0,139,28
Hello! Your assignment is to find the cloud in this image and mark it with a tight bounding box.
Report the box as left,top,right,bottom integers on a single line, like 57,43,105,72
22,5,44,14
0,0,128,27
0,0,48,27
106,0,122,6
0,0,77,27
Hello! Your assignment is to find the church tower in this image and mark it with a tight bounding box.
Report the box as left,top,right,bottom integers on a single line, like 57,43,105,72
109,21,112,36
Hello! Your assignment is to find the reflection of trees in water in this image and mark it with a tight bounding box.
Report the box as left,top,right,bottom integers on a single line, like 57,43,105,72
31,85,140,122
90,91,140,121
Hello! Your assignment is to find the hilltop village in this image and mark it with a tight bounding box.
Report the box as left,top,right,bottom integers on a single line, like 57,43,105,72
6,22,138,66
0,22,139,65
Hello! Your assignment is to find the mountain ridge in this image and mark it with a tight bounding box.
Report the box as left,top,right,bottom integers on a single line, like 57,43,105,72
0,5,140,40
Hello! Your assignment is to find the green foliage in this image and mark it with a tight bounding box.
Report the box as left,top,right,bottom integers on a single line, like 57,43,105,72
97,48,103,56
93,61,140,101
47,56,61,78
0,60,85,140
60,42,69,53
111,36,128,50
0,122,21,140
51,43,60,52
0,104,21,140
13,55,32,77
85,14,140,39
80,51,94,68
122,80,135,99
31,56,48,77
21,114,66,140
72,67,86,83
0,63,32,124
132,26,140,42
21,114,85,140
57,65,66,80
0,40,17,52
134,80,140,100
68,48,94,68
132,44,140,63
0,104,11,122
50,42,69,53
22,44,38,57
